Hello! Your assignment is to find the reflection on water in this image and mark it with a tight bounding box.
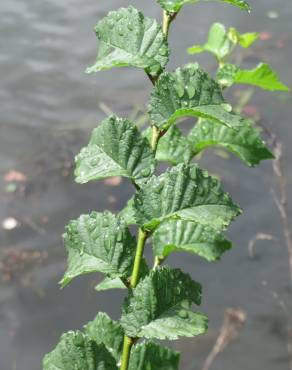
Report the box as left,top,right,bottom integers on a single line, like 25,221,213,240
0,0,292,369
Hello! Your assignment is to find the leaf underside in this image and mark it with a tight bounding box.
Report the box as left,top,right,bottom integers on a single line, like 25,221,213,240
148,63,245,130
153,219,232,261
217,63,290,91
87,6,169,76
157,0,250,13
121,266,208,339
60,211,136,287
75,115,155,185
133,163,241,232
189,119,274,166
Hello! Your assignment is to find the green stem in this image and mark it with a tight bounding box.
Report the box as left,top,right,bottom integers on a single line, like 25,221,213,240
120,336,134,370
131,228,148,288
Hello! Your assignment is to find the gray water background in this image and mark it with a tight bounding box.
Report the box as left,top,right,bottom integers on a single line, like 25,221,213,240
1,0,292,369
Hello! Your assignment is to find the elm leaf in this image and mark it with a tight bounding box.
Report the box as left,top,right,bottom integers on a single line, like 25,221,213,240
87,6,169,77
75,115,155,185
60,211,136,287
43,331,117,370
133,163,241,232
121,266,208,339
148,63,245,130
153,219,232,261
189,119,274,166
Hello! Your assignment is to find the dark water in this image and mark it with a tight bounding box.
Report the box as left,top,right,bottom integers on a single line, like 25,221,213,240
1,1,292,369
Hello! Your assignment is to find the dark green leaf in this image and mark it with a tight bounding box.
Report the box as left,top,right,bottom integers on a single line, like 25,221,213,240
144,126,193,165
148,63,244,130
133,163,241,232
43,331,117,370
60,211,135,287
217,63,289,91
95,276,127,292
84,313,124,362
157,0,250,13
153,219,232,261
75,116,155,185
189,119,274,166
87,6,169,76
119,197,138,226
129,341,180,370
121,266,208,339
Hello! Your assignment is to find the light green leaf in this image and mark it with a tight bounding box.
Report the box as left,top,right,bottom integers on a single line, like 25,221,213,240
144,126,193,165
157,0,250,13
86,6,169,76
188,23,231,60
84,313,124,362
153,219,232,261
95,276,127,292
60,211,135,287
75,116,155,185
119,197,137,226
228,27,259,48
148,63,244,130
189,119,274,166
43,331,117,370
121,266,208,339
217,63,290,91
133,163,241,232
129,341,180,370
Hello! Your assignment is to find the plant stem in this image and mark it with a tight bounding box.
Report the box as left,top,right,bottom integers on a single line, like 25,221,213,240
131,228,148,288
120,336,134,370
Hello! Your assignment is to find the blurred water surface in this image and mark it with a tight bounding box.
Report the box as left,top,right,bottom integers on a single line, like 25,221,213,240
1,1,292,369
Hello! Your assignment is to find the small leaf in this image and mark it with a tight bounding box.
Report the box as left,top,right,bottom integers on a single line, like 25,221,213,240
144,126,193,165
157,0,250,13
129,341,180,370
189,119,274,166
43,331,117,370
121,266,208,339
153,219,232,261
119,197,137,226
217,63,290,91
133,163,241,232
188,23,231,60
60,211,136,287
148,63,244,130
75,115,155,185
95,276,127,292
84,313,124,361
228,27,259,48
87,6,169,76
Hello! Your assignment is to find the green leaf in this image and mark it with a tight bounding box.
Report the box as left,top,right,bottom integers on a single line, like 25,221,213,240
189,119,274,166
84,313,124,362
133,163,241,232
60,211,136,287
217,63,289,91
153,219,232,261
144,126,193,165
43,331,117,370
119,197,138,226
228,27,259,48
95,276,127,292
121,266,208,339
129,341,180,370
75,115,155,185
148,63,244,130
188,23,231,60
86,6,169,77
157,0,250,13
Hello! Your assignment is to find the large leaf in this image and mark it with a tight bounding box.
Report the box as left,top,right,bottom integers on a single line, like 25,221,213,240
217,63,290,91
86,6,169,77
157,0,250,13
129,341,180,370
84,313,124,362
148,63,244,130
144,126,193,165
133,163,241,232
153,219,232,261
75,116,155,185
121,266,208,339
43,331,117,370
189,119,274,166
60,211,136,287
